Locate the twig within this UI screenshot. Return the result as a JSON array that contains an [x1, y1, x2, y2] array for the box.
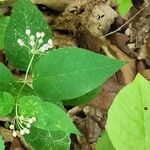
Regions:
[[101, 2, 149, 39]]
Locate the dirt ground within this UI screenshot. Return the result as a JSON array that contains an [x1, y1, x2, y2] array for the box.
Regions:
[[0, 0, 150, 149]]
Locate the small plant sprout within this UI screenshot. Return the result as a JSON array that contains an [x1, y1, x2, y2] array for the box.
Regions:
[[17, 29, 53, 54], [9, 115, 36, 137], [1, 0, 127, 148]]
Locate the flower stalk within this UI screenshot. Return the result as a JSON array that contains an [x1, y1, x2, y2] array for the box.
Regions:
[[10, 29, 53, 137]]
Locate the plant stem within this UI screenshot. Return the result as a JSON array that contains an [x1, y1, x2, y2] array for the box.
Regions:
[[15, 53, 35, 119], [24, 54, 35, 83]]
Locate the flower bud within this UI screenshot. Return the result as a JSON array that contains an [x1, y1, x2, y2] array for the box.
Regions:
[[25, 29, 31, 35], [9, 124, 15, 130], [12, 131, 17, 137]]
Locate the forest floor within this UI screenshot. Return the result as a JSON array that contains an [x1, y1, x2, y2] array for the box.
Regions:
[[0, 0, 150, 149]]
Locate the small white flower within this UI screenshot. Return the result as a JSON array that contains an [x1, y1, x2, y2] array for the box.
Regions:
[[40, 32, 45, 38], [43, 44, 49, 51], [23, 128, 28, 132], [9, 124, 14, 130], [17, 39, 24, 46], [30, 41, 35, 46], [32, 117, 36, 122], [39, 47, 45, 52], [25, 29, 31, 35], [17, 29, 53, 55], [48, 39, 53, 44], [29, 118, 33, 124], [48, 44, 53, 49], [12, 131, 17, 137], [30, 35, 35, 41], [48, 39, 53, 48], [26, 123, 31, 128], [39, 44, 49, 52], [38, 39, 43, 44], [36, 32, 41, 38], [25, 129, 30, 134], [10, 115, 37, 137], [20, 129, 25, 135]]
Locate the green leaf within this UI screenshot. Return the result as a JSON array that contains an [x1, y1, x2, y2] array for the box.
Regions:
[[96, 130, 115, 150], [19, 95, 79, 134], [0, 63, 35, 97], [0, 16, 10, 49], [0, 136, 5, 150], [48, 99, 65, 110], [25, 127, 70, 150], [33, 47, 125, 101], [5, 82, 36, 97], [0, 63, 14, 83], [117, 0, 132, 16], [0, 92, 15, 116], [107, 74, 150, 150], [63, 86, 101, 106], [4, 0, 52, 71]]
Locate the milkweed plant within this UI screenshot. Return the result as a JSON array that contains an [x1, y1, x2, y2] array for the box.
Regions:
[[0, 0, 125, 149]]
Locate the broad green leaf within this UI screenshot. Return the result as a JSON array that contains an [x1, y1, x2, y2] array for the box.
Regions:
[[0, 92, 15, 116], [0, 63, 14, 83], [19, 95, 79, 134], [4, 0, 52, 71], [107, 74, 150, 150], [0, 16, 10, 49], [25, 127, 70, 150], [117, 0, 132, 16], [0, 63, 35, 97], [33, 48, 125, 101], [48, 99, 65, 110], [63, 86, 101, 106], [96, 130, 115, 150], [0, 136, 5, 150], [2, 81, 36, 97]]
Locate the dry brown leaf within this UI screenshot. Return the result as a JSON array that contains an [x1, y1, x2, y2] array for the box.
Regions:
[[141, 69, 150, 80], [108, 44, 136, 84], [108, 33, 137, 58]]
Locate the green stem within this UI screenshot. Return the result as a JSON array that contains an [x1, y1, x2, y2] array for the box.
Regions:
[[15, 53, 35, 119], [24, 54, 35, 83]]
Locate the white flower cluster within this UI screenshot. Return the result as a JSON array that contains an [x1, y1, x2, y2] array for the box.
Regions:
[[17, 29, 53, 53], [10, 115, 36, 137]]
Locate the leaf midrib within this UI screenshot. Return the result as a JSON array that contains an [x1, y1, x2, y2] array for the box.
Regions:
[[33, 65, 111, 80]]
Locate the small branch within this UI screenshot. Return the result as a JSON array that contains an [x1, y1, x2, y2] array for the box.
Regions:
[[101, 3, 149, 39]]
